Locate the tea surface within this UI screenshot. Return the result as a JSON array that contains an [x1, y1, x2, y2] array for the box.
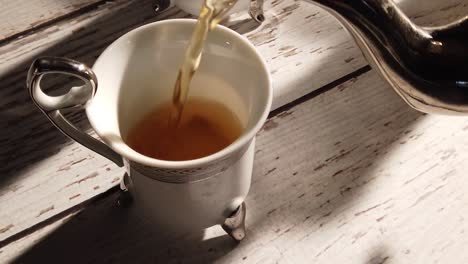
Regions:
[[127, 98, 243, 161]]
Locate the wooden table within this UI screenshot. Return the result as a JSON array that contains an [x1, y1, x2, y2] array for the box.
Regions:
[[2, 0, 468, 263]]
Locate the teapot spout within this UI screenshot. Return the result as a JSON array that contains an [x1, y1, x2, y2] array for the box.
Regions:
[[306, 0, 468, 115]]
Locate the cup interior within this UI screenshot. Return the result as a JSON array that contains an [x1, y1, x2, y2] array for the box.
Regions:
[[87, 19, 272, 168]]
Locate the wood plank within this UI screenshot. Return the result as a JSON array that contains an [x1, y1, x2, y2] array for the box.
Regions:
[[0, 0, 367, 243], [0, 0, 186, 243], [1, 0, 467, 245], [3, 69, 468, 263], [0, 0, 104, 43], [4, 0, 463, 44]]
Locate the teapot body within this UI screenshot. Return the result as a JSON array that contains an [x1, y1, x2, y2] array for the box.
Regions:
[[306, 0, 468, 114]]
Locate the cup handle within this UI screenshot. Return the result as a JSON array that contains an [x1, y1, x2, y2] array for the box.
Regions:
[[27, 57, 124, 167]]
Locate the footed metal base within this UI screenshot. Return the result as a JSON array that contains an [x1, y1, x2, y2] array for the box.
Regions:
[[249, 0, 265, 23], [118, 175, 247, 242], [222, 202, 247, 242], [117, 173, 133, 208]]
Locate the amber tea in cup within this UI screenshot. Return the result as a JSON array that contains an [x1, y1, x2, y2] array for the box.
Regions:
[[126, 97, 244, 161]]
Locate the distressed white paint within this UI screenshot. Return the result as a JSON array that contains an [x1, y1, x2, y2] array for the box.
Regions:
[[1, 0, 468, 261], [0, 0, 367, 241], [0, 0, 102, 41], [3, 70, 468, 263]]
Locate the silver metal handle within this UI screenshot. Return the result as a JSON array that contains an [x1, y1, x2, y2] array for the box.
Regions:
[[27, 57, 124, 167]]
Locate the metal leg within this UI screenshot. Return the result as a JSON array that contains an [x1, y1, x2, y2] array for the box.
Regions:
[[117, 173, 133, 208], [249, 0, 265, 23], [222, 202, 247, 242]]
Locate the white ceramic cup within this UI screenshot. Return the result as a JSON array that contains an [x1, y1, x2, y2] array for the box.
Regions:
[[27, 19, 272, 237]]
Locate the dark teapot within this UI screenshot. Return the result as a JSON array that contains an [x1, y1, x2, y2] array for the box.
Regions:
[[307, 0, 468, 115]]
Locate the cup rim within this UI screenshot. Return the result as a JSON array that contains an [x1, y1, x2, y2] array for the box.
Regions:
[[88, 18, 273, 169]]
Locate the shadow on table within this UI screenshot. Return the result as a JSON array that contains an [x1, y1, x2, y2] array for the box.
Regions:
[[8, 22, 423, 264], [249, 66, 425, 241], [366, 245, 392, 264], [0, 0, 178, 188], [11, 191, 239, 264]]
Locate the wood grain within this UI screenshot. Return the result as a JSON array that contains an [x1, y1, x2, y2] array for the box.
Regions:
[[3, 70, 468, 263], [1, 0, 468, 250], [0, 0, 185, 243], [0, 0, 367, 242], [0, 0, 104, 43]]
